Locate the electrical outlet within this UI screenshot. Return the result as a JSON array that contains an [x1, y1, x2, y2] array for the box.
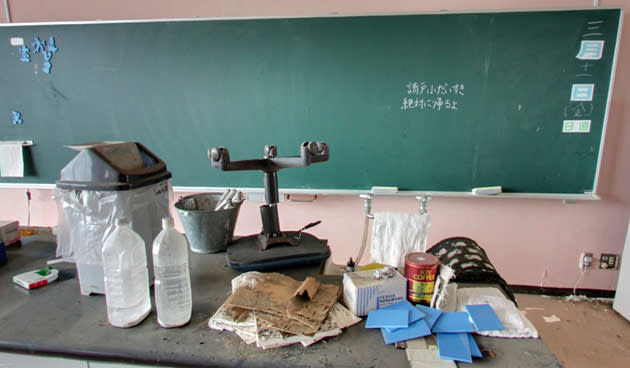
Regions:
[[599, 253, 619, 270], [579, 252, 593, 269]]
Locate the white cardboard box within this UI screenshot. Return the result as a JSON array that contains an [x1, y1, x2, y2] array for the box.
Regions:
[[0, 220, 20, 246], [343, 269, 407, 316]]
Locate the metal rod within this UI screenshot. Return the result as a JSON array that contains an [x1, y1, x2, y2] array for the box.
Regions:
[[416, 196, 431, 215], [361, 193, 374, 219], [355, 193, 374, 265], [3, 0, 10, 23]]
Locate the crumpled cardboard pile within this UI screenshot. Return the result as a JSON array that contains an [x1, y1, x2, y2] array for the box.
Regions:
[[209, 272, 361, 349]]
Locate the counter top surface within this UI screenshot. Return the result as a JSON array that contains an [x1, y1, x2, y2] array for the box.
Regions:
[[0, 235, 561, 367]]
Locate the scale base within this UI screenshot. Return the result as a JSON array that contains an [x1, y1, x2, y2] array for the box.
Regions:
[[226, 232, 330, 272]]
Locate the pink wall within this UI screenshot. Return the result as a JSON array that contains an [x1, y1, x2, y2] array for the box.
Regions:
[[2, 0, 629, 290]]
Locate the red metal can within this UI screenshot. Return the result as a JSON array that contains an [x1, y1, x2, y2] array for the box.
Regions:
[[404, 252, 439, 306]]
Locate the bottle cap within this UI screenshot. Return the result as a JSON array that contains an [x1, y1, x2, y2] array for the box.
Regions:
[[115, 218, 129, 226], [162, 216, 174, 228]]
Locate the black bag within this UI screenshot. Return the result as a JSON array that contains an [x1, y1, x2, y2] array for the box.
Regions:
[[426, 237, 517, 305]]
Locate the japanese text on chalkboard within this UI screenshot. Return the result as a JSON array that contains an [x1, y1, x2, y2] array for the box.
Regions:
[[563, 19, 605, 127], [401, 81, 464, 111], [17, 36, 59, 74], [11, 111, 23, 125]]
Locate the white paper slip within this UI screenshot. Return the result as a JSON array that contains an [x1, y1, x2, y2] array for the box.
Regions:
[[0, 141, 26, 177]]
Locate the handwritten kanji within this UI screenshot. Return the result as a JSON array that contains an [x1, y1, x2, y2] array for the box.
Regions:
[[18, 45, 30, 63], [32, 37, 46, 53]]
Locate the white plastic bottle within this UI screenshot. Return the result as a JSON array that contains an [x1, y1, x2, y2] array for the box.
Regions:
[[101, 218, 151, 328], [152, 217, 192, 328]]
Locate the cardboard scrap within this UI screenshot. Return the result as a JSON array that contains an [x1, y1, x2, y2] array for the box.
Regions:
[[212, 272, 347, 348], [255, 322, 340, 349], [228, 272, 299, 314], [288, 280, 342, 324], [226, 273, 340, 336], [255, 309, 320, 336], [294, 276, 320, 299], [209, 301, 358, 349]]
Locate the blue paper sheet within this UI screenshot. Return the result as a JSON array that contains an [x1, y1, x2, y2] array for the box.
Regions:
[[365, 309, 410, 329], [381, 318, 431, 344], [436, 333, 472, 363], [431, 312, 474, 333], [379, 300, 424, 324], [415, 304, 444, 330], [467, 333, 483, 358], [465, 304, 505, 331]]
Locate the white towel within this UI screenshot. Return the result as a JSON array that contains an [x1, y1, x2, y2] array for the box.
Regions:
[[0, 141, 24, 177], [370, 212, 431, 268]]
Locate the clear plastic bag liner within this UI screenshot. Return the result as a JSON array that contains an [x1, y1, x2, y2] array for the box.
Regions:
[[53, 179, 172, 265]]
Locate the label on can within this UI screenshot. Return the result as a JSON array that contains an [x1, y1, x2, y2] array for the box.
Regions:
[[408, 280, 435, 304]]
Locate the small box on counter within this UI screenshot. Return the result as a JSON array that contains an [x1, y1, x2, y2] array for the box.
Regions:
[[0, 241, 6, 266], [0, 221, 20, 247], [343, 268, 407, 316]]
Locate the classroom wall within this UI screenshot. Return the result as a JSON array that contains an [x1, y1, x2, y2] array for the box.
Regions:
[[2, 0, 630, 291]]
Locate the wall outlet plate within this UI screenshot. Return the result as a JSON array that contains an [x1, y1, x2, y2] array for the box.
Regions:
[[579, 252, 593, 269], [599, 253, 619, 270]]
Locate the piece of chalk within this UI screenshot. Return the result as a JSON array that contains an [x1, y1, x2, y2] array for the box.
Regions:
[[371, 186, 398, 194], [472, 186, 502, 195]]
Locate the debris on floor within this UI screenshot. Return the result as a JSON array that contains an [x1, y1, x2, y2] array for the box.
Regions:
[[515, 293, 629, 368], [565, 294, 589, 303], [543, 314, 561, 323], [209, 272, 361, 349]]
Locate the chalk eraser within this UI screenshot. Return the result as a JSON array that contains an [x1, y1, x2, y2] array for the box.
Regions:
[[371, 186, 398, 194], [472, 186, 502, 195]]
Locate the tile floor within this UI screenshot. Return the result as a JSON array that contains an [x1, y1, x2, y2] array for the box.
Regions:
[[515, 294, 630, 368]]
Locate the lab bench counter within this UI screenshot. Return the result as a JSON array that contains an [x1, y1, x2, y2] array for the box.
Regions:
[[0, 235, 561, 368]]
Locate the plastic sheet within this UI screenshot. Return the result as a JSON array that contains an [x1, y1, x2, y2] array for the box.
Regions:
[[53, 180, 172, 266]]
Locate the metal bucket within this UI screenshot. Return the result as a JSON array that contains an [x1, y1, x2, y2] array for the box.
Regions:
[[174, 193, 242, 253]]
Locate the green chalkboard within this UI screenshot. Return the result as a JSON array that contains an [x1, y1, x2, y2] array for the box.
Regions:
[[0, 9, 621, 193]]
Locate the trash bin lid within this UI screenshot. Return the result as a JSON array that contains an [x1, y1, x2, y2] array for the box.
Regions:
[[56, 142, 172, 191]]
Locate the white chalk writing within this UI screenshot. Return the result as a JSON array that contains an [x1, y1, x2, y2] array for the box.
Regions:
[[401, 81, 464, 111]]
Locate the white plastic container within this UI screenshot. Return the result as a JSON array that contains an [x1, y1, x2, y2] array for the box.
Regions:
[[102, 218, 151, 328], [152, 217, 192, 328]]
